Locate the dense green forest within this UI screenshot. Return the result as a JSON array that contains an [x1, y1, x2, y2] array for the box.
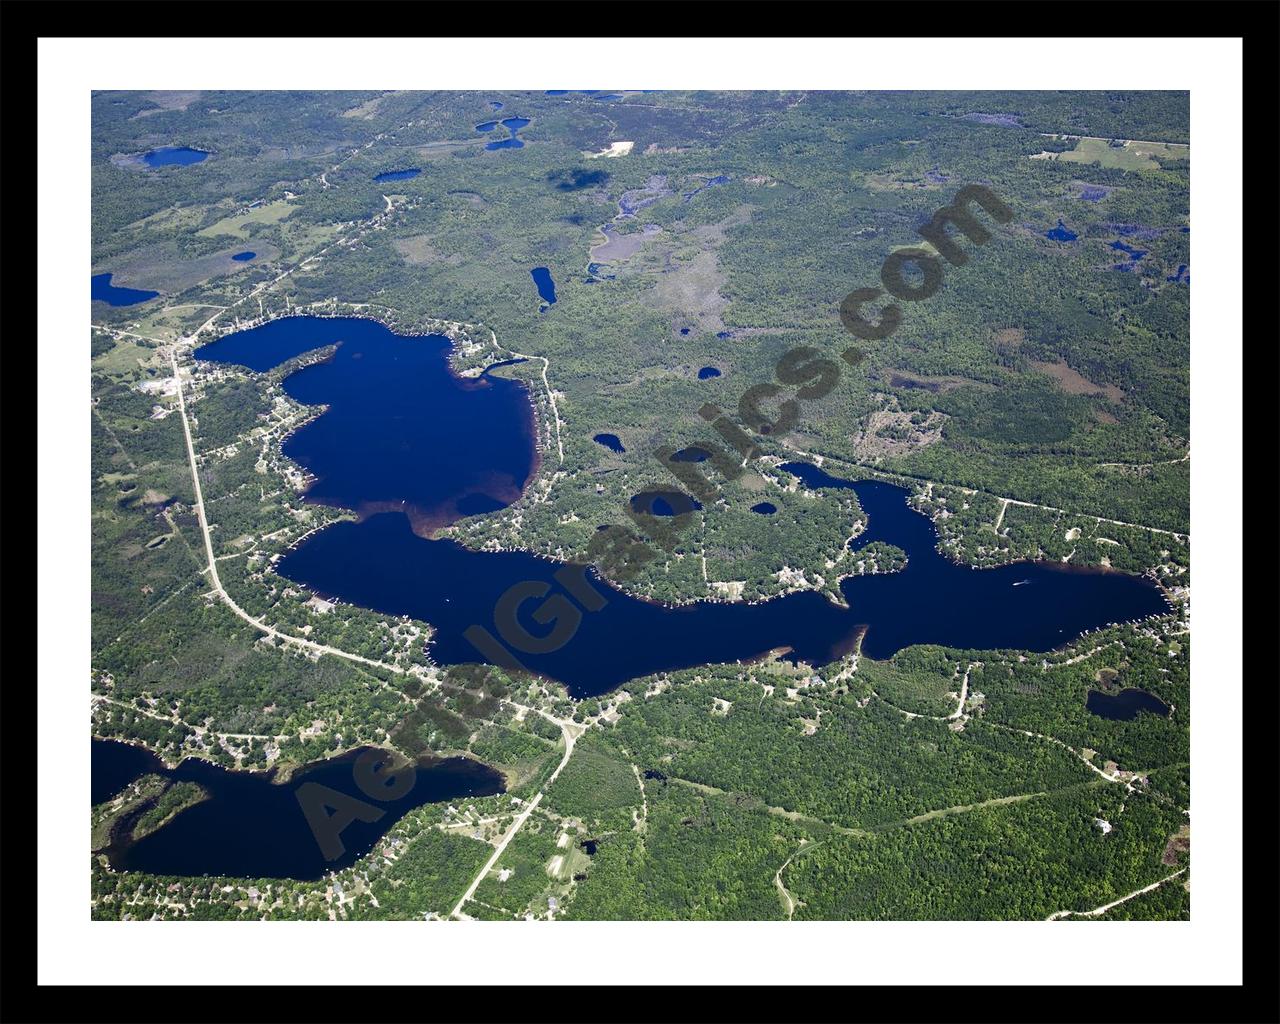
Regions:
[[91, 90, 1190, 920]]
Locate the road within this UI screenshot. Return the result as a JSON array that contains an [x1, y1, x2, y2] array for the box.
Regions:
[[948, 662, 975, 721], [1046, 868, 1187, 920], [774, 839, 822, 920], [169, 345, 410, 676], [785, 445, 1190, 542], [1038, 132, 1189, 149], [449, 717, 583, 920]]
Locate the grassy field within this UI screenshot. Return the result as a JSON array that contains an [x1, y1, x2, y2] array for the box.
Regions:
[[1053, 136, 1189, 171], [197, 199, 297, 239]]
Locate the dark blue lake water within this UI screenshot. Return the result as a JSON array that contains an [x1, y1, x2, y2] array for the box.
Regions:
[[531, 267, 557, 305], [194, 317, 536, 533], [92, 273, 159, 306], [485, 117, 529, 150], [93, 739, 163, 804], [231, 251, 256, 262], [1045, 219, 1078, 242], [142, 146, 209, 168], [374, 168, 421, 182], [1085, 688, 1170, 721], [751, 502, 777, 515], [92, 740, 503, 880], [199, 316, 1170, 699], [490, 101, 504, 110], [698, 366, 722, 379], [594, 433, 625, 453]]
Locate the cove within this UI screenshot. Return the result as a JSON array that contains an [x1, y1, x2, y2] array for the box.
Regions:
[[199, 315, 1170, 700], [92, 739, 503, 880]]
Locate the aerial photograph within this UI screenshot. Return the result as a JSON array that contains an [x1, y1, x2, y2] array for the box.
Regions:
[[89, 89, 1191, 923]]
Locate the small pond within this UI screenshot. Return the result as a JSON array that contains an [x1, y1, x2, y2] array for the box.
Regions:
[[1045, 219, 1078, 242], [373, 168, 421, 182], [1085, 688, 1171, 721], [531, 267, 557, 305], [142, 146, 209, 168]]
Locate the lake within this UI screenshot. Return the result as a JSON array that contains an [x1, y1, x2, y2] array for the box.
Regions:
[[231, 251, 256, 262], [92, 739, 503, 880], [531, 267, 557, 305], [485, 117, 529, 150], [373, 168, 421, 182], [594, 433, 625, 453], [199, 315, 1171, 699], [194, 316, 536, 534], [698, 366, 722, 379], [92, 273, 159, 307], [142, 146, 209, 168], [1085, 688, 1171, 721]]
